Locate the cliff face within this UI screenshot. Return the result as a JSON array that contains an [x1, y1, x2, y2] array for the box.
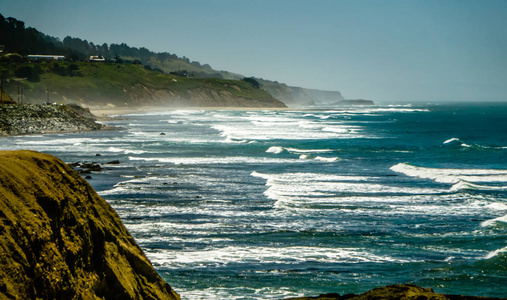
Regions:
[[123, 82, 287, 108], [258, 79, 344, 108], [0, 104, 102, 136], [2, 62, 286, 109], [0, 150, 180, 299]]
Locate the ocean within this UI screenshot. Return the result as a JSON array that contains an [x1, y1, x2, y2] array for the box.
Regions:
[[2, 102, 506, 299]]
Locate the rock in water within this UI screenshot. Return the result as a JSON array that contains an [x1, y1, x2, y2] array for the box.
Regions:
[[0, 150, 180, 299], [285, 284, 505, 300]]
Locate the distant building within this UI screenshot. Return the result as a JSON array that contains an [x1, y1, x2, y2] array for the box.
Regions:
[[27, 55, 65, 61], [89, 55, 105, 62]]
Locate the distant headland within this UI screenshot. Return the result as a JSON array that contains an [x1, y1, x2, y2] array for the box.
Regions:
[[0, 13, 350, 109], [334, 99, 375, 106]]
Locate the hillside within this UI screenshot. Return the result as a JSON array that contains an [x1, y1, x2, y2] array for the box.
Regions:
[[259, 79, 345, 107], [0, 13, 345, 108], [0, 150, 180, 299], [0, 60, 286, 108]]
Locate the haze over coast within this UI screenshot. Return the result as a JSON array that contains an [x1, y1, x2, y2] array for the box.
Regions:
[[2, 0, 507, 103], [1, 1, 507, 299]]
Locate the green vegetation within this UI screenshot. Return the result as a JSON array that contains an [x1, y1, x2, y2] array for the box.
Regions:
[[0, 13, 237, 79], [0, 60, 284, 107], [1, 13, 307, 108], [0, 13, 286, 107]]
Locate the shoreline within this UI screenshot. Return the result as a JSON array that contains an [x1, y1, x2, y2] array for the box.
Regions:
[[89, 105, 295, 119], [0, 104, 102, 137]]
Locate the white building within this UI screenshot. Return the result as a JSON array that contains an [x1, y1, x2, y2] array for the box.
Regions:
[[27, 55, 65, 61]]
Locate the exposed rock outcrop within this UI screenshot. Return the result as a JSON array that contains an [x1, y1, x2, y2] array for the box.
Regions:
[[122, 82, 287, 108], [0, 104, 102, 136], [0, 150, 180, 299], [286, 284, 505, 300]]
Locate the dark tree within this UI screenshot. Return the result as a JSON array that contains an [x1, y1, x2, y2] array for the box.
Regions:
[[14, 65, 39, 82], [242, 77, 260, 88]]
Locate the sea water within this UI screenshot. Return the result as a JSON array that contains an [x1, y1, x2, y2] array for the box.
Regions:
[[1, 103, 506, 299]]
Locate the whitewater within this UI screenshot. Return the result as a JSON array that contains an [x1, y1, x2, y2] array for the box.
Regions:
[[1, 103, 506, 299]]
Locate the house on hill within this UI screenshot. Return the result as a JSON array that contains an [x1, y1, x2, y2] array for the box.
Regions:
[[89, 55, 105, 62], [27, 55, 65, 61]]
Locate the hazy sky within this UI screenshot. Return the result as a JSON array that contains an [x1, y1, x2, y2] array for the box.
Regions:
[[2, 0, 507, 102]]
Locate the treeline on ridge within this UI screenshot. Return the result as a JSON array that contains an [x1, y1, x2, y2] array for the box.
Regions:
[[0, 13, 233, 79]]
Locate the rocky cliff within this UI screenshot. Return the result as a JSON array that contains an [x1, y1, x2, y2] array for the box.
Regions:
[[0, 150, 180, 299], [0, 104, 102, 136], [122, 82, 287, 108], [287, 284, 504, 300], [258, 79, 345, 107]]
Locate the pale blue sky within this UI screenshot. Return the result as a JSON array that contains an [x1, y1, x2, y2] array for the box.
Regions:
[[2, 0, 506, 102]]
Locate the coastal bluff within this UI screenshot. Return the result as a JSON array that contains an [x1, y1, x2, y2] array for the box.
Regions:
[[0, 150, 180, 299]]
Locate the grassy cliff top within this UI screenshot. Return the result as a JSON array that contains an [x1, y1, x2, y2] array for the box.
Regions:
[[1, 61, 286, 107]]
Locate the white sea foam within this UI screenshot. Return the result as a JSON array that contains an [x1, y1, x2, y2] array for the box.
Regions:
[[16, 137, 97, 145], [129, 156, 301, 165], [443, 137, 472, 148], [450, 180, 507, 192], [481, 214, 507, 227], [146, 245, 414, 268], [124, 149, 147, 154], [266, 146, 284, 154], [484, 246, 507, 259], [251, 171, 444, 208], [126, 109, 205, 117], [211, 116, 371, 141], [98, 176, 171, 196], [98, 186, 131, 196], [444, 137, 461, 144], [321, 126, 350, 133], [391, 163, 507, 185], [107, 146, 124, 152], [265, 146, 336, 156], [486, 203, 507, 211], [323, 107, 430, 115], [442, 137, 506, 150], [314, 156, 340, 162], [251, 171, 370, 182], [285, 148, 333, 153]]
